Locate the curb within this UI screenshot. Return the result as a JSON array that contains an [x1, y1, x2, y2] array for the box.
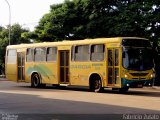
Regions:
[[0, 78, 7, 81], [152, 86, 160, 90]]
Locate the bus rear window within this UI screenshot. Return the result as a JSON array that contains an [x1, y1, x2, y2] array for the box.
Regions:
[[7, 49, 16, 64]]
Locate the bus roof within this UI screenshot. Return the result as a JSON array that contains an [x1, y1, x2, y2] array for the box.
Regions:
[[6, 37, 148, 49]]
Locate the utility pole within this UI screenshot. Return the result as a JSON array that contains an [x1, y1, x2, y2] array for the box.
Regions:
[[4, 0, 11, 45]]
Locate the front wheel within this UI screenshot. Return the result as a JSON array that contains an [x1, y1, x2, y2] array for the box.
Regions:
[[90, 79, 103, 92]]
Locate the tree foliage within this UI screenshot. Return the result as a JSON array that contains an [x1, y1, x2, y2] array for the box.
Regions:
[[0, 24, 31, 74], [34, 0, 160, 43]]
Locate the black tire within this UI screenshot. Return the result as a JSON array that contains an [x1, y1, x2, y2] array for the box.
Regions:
[[118, 87, 129, 93], [31, 74, 41, 88], [40, 84, 46, 88], [112, 88, 119, 91], [52, 84, 66, 89], [90, 79, 103, 92]]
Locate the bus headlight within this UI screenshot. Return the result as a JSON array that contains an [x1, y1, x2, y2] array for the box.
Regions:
[[126, 84, 130, 87], [125, 74, 128, 78], [150, 73, 155, 78]]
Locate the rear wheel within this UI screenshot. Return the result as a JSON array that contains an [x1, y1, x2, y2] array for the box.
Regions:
[[31, 73, 41, 88]]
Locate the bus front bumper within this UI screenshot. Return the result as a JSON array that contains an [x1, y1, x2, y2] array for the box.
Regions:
[[121, 78, 153, 88]]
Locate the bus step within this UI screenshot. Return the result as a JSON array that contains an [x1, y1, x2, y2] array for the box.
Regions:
[[60, 84, 69, 86]]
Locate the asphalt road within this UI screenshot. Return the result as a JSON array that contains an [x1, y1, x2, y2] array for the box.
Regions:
[[0, 80, 160, 120]]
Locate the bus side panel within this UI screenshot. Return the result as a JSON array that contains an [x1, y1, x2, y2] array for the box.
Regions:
[[41, 63, 58, 84], [70, 62, 91, 86], [70, 62, 89, 86], [6, 64, 17, 81], [25, 62, 58, 84], [5, 49, 17, 81], [70, 62, 107, 87], [25, 62, 33, 83]]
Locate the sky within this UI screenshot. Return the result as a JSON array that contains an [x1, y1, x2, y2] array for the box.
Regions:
[[0, 0, 64, 31]]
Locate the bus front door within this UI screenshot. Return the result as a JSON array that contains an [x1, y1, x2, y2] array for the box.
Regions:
[[17, 52, 25, 81], [59, 50, 69, 84], [107, 48, 120, 87]]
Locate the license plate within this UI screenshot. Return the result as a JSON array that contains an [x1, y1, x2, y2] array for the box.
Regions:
[[137, 84, 143, 88]]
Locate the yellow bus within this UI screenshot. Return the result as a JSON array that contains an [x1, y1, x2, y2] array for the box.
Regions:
[[5, 37, 154, 92]]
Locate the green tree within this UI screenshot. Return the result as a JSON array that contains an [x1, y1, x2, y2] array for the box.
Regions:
[[10, 24, 30, 44], [35, 3, 66, 41], [34, 0, 152, 40], [0, 24, 31, 74], [34, 0, 160, 42], [35, 0, 88, 41]]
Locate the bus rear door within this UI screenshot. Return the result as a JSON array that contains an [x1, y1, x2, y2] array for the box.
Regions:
[[17, 52, 25, 81], [59, 50, 70, 85]]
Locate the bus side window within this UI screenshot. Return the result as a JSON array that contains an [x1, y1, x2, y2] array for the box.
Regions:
[[7, 49, 17, 64], [26, 48, 34, 62], [75, 45, 90, 61], [35, 47, 46, 62], [47, 47, 57, 62], [91, 44, 105, 61]]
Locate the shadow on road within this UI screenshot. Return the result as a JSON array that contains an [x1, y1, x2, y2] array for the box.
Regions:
[[1, 80, 160, 97], [15, 84, 160, 98], [0, 80, 160, 120], [0, 91, 159, 120]]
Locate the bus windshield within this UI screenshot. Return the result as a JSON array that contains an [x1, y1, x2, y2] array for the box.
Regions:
[[122, 47, 153, 71]]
